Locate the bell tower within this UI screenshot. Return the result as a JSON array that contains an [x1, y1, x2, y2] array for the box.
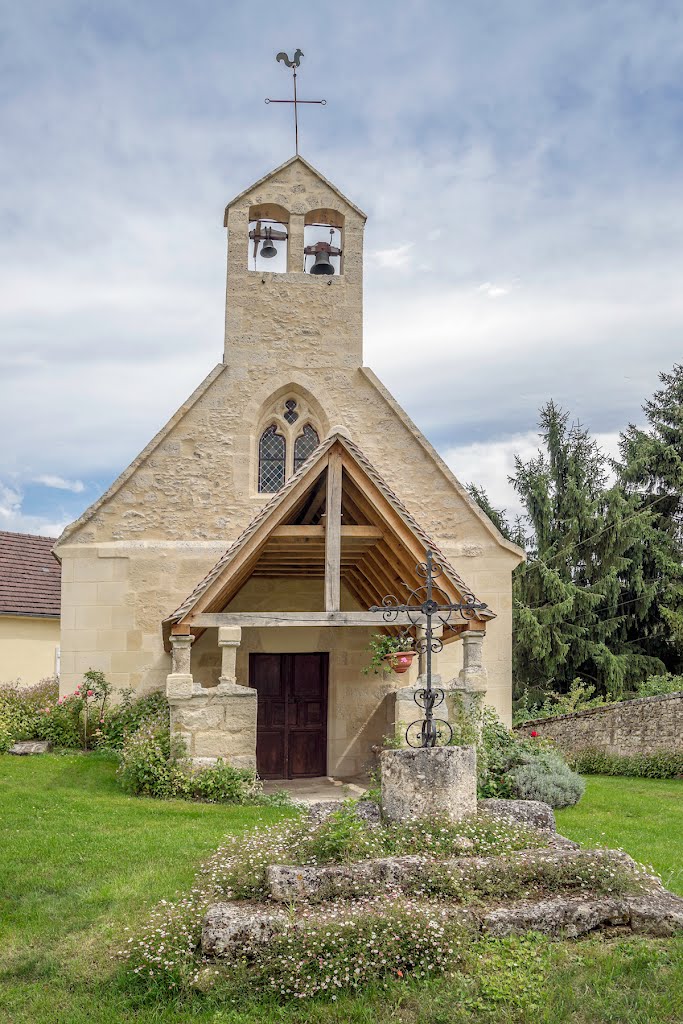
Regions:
[[222, 155, 367, 371]]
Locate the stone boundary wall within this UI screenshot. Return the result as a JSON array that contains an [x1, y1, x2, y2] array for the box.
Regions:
[[515, 692, 683, 757]]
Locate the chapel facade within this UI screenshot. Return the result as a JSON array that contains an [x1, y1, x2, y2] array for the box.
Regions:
[[54, 156, 523, 779]]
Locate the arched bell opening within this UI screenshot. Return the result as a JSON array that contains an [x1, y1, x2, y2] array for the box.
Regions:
[[304, 208, 344, 276], [248, 203, 289, 273]]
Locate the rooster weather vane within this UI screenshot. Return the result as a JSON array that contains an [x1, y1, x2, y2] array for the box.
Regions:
[[266, 50, 326, 154]]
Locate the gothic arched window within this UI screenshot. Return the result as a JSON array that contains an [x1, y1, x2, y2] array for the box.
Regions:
[[294, 424, 320, 472], [256, 396, 323, 493], [258, 425, 286, 493]]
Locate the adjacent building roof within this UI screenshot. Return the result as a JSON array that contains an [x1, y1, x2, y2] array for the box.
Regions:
[[0, 531, 61, 618]]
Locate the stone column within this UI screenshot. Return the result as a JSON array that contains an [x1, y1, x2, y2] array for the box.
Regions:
[[454, 629, 487, 734], [167, 627, 257, 770], [458, 630, 488, 695], [287, 213, 305, 273], [166, 633, 194, 699], [218, 626, 242, 685]]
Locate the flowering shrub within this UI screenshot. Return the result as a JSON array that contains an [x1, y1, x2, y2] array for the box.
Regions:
[[0, 677, 59, 752], [0, 672, 168, 753]]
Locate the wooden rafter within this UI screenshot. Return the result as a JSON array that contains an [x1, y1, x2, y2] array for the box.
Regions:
[[164, 434, 492, 650]]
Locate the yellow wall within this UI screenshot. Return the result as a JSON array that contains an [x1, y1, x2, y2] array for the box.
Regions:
[[0, 615, 60, 686]]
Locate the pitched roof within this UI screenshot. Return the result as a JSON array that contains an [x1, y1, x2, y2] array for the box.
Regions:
[[166, 431, 494, 627], [0, 531, 61, 618], [224, 154, 368, 223]]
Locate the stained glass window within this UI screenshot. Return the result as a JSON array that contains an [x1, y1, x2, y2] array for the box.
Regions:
[[294, 425, 320, 473], [258, 425, 286, 492]]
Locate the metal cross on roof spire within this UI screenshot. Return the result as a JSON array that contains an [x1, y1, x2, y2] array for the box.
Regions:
[[265, 50, 326, 155]]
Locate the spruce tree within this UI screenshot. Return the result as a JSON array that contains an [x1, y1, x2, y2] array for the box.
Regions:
[[619, 364, 683, 664], [470, 402, 664, 697]]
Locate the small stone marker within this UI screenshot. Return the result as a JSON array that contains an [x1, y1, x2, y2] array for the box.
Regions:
[[9, 740, 52, 756], [380, 745, 477, 823]]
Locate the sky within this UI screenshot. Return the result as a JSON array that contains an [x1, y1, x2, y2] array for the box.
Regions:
[[1, 0, 682, 536]]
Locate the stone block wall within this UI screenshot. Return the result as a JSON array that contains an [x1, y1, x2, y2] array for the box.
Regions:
[[516, 692, 683, 757], [168, 681, 257, 770]]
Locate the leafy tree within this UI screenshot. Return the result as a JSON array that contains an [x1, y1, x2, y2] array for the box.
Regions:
[[619, 364, 683, 664]]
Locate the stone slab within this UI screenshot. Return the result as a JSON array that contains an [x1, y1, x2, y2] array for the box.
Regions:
[[201, 903, 288, 956], [9, 740, 52, 755], [478, 798, 556, 833], [307, 800, 381, 827], [201, 886, 683, 960], [265, 845, 640, 904]]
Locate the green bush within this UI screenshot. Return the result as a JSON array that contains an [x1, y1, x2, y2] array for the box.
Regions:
[[116, 714, 188, 797], [97, 689, 168, 750], [184, 760, 262, 803], [513, 678, 607, 725], [508, 750, 586, 807], [478, 706, 584, 807], [635, 673, 683, 698], [116, 715, 263, 803], [570, 747, 683, 779]]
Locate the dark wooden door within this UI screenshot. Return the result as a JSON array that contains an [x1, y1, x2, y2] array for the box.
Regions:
[[250, 653, 328, 779]]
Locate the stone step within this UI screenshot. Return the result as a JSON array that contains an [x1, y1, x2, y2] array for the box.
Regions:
[[202, 886, 683, 958], [266, 846, 643, 903]]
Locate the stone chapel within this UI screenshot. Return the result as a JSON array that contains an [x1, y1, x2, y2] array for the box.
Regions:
[[53, 155, 524, 779]]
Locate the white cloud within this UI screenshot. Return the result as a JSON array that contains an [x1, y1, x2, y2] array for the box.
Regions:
[[444, 430, 623, 521], [477, 281, 511, 298], [368, 243, 415, 269], [33, 475, 85, 494]]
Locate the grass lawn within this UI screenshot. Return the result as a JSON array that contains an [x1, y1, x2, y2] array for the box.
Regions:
[[0, 755, 681, 1023], [556, 775, 683, 896]]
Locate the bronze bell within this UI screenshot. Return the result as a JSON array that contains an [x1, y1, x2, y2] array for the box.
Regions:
[[260, 228, 277, 259], [309, 249, 334, 275]]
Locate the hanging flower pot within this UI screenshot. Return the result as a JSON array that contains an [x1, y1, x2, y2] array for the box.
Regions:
[[383, 650, 418, 675], [363, 633, 416, 675]]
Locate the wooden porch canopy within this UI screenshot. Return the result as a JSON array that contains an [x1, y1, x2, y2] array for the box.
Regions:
[[163, 432, 494, 650]]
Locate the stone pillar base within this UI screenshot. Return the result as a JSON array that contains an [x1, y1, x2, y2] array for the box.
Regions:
[[380, 745, 477, 823], [168, 683, 258, 771]]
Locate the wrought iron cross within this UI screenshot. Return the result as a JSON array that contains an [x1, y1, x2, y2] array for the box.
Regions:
[[370, 550, 488, 748], [265, 50, 326, 155]]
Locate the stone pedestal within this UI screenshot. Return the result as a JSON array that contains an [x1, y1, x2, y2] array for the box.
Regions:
[[380, 745, 477, 823], [166, 627, 257, 770]]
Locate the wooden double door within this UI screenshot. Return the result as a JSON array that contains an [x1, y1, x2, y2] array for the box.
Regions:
[[250, 652, 328, 779]]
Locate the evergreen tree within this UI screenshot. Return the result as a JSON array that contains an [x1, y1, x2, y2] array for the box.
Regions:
[[470, 402, 664, 697], [619, 364, 683, 663]]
